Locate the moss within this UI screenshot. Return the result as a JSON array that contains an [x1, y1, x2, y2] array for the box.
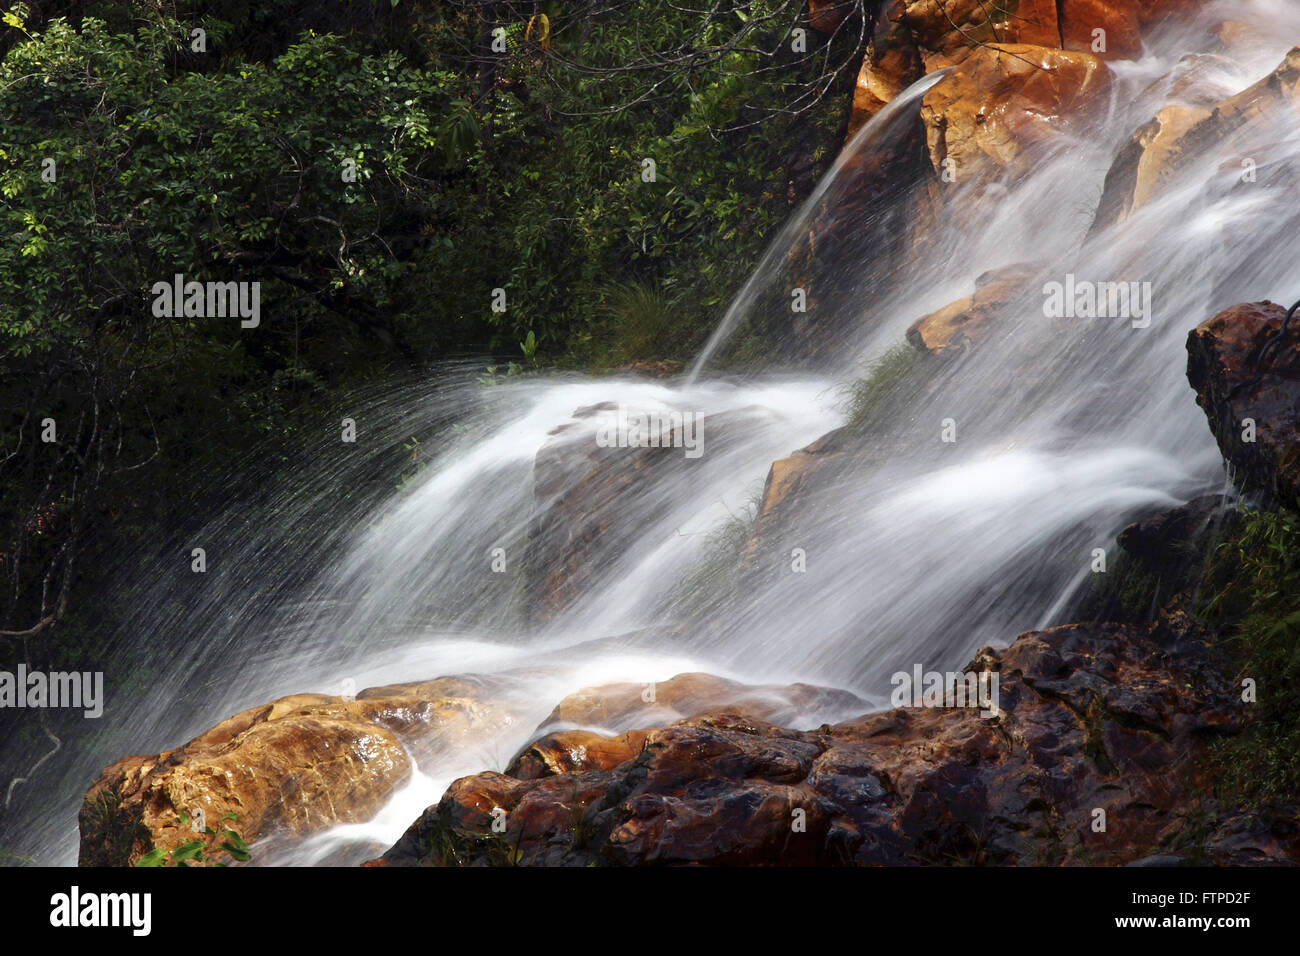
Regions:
[[675, 487, 764, 620], [842, 342, 922, 430], [1199, 508, 1300, 807]]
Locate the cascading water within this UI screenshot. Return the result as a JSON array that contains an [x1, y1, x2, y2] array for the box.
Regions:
[[6, 0, 1300, 867]]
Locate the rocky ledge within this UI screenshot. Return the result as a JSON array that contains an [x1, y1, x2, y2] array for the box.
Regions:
[[369, 617, 1290, 867]]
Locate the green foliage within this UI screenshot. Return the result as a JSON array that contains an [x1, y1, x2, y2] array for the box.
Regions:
[[676, 487, 764, 619], [0, 1, 852, 680], [1202, 508, 1300, 806], [843, 342, 921, 428], [586, 280, 682, 368], [135, 811, 251, 867]]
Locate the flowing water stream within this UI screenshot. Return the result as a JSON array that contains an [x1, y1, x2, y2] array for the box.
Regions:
[[7, 0, 1300, 867]]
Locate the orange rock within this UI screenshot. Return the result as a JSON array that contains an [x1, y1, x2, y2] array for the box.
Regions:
[[507, 728, 650, 779], [920, 43, 1111, 191], [539, 671, 863, 732], [906, 264, 1040, 356], [846, 0, 1206, 136], [79, 677, 519, 865]]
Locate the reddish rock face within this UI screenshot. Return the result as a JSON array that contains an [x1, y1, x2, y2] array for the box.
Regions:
[[906, 263, 1042, 356], [79, 678, 518, 866], [373, 621, 1270, 867], [1188, 301, 1300, 509], [847, 0, 1207, 136], [920, 44, 1111, 195], [808, 0, 852, 34]]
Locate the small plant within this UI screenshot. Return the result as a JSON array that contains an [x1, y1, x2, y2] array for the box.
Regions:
[[396, 435, 428, 490], [590, 280, 680, 366], [135, 811, 251, 867], [842, 342, 919, 428], [1202, 507, 1300, 806]]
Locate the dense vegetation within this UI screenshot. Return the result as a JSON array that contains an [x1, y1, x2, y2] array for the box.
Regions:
[[0, 0, 857, 831]]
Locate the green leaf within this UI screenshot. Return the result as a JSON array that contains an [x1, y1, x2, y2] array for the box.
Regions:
[[134, 848, 167, 867]]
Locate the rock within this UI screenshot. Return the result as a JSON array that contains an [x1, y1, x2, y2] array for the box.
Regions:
[[1117, 494, 1230, 567], [1211, 19, 1273, 58], [373, 621, 1251, 867], [920, 44, 1111, 195], [846, 0, 1205, 135], [1092, 47, 1300, 231], [1159, 53, 1246, 107], [847, 2, 925, 138], [79, 677, 518, 866], [1187, 301, 1300, 508], [536, 671, 865, 733], [808, 0, 851, 34], [1124, 854, 1185, 866], [740, 429, 849, 572], [906, 263, 1041, 356], [1202, 808, 1300, 865], [526, 406, 770, 623], [506, 729, 650, 780]]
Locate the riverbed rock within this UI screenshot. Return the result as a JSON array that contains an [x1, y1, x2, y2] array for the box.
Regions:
[[78, 676, 518, 866], [1187, 300, 1300, 509], [906, 263, 1041, 355], [373, 620, 1258, 866], [1092, 46, 1300, 231], [536, 671, 865, 733], [526, 405, 775, 623]]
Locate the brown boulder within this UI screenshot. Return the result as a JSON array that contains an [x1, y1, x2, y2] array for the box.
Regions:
[[79, 677, 518, 866], [906, 263, 1041, 355], [1187, 301, 1300, 509], [920, 44, 1111, 193], [374, 621, 1260, 867]]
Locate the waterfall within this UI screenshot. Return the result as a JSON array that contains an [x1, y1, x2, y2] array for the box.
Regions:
[[6, 0, 1300, 867]]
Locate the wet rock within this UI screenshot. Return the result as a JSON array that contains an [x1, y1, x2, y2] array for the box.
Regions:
[[1093, 47, 1300, 231], [537, 671, 865, 733], [920, 44, 1111, 195], [846, 0, 1204, 135], [906, 263, 1041, 356], [1117, 494, 1231, 567], [527, 406, 769, 623], [507, 729, 650, 780], [79, 677, 518, 866], [1187, 301, 1300, 508], [374, 621, 1252, 867]]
